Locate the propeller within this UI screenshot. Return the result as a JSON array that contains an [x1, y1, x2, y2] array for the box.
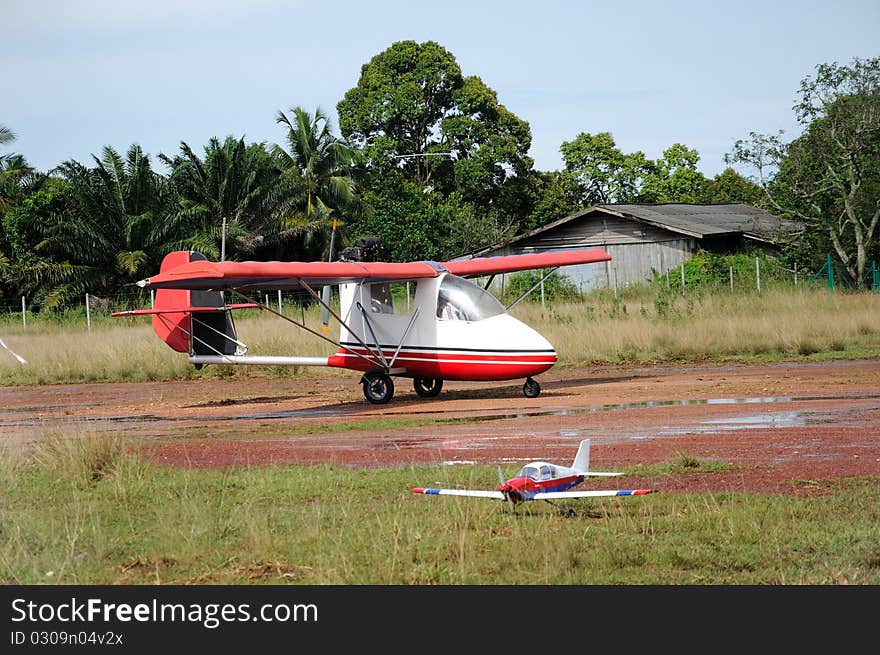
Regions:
[[321, 219, 338, 335], [498, 466, 515, 513]]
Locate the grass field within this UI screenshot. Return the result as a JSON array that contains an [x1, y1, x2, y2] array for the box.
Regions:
[[2, 285, 879, 585], [1, 433, 878, 584], [2, 286, 879, 385]]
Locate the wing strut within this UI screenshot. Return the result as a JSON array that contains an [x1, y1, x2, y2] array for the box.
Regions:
[[226, 286, 383, 370], [387, 306, 421, 370], [356, 302, 389, 369], [229, 279, 381, 366], [505, 267, 560, 311]]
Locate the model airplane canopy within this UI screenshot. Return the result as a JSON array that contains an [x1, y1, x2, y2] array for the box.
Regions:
[[135, 248, 612, 291]]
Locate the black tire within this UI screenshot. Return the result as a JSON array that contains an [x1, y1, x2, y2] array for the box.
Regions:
[[413, 377, 443, 398], [362, 371, 395, 404], [523, 377, 541, 398]]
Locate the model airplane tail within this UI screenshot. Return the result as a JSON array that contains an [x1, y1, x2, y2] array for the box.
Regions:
[[572, 439, 622, 477]]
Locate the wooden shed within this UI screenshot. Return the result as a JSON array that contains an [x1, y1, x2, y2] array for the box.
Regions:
[[463, 203, 798, 292]]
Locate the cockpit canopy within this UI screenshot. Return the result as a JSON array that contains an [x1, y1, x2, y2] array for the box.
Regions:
[[515, 463, 558, 481], [436, 274, 506, 322]]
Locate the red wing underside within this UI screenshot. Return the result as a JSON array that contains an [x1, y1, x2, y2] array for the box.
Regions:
[[137, 249, 612, 290]]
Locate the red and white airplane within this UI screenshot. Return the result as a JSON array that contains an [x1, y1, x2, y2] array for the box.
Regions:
[[114, 245, 611, 404], [412, 439, 653, 512]]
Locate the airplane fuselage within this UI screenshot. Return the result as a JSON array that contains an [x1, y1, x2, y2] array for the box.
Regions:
[[330, 273, 557, 381]]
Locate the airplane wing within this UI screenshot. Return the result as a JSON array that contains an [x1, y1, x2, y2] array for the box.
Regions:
[[411, 487, 505, 500], [443, 248, 611, 277], [135, 248, 611, 291], [533, 489, 653, 500], [137, 260, 446, 290]]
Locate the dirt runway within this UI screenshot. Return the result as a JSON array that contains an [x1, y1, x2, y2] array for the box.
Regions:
[[1, 359, 878, 496]]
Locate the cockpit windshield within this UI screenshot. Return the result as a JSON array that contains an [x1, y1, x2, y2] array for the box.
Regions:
[[515, 465, 555, 481], [436, 274, 506, 322], [516, 466, 540, 481]]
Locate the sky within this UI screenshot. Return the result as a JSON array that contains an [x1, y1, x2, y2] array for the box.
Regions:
[[4, 0, 879, 179]]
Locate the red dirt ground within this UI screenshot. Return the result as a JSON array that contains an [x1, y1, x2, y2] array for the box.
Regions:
[[2, 359, 879, 497]]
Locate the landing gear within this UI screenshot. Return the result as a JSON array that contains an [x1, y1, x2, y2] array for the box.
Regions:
[[523, 377, 541, 398], [413, 377, 443, 398], [362, 370, 395, 404]]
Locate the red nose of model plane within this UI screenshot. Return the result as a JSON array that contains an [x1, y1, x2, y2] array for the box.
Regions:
[[498, 477, 531, 502]]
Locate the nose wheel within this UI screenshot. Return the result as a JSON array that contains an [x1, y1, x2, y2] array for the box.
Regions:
[[362, 370, 395, 404], [523, 377, 541, 398]]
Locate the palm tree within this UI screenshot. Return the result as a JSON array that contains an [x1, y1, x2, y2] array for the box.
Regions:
[[0, 124, 43, 212], [17, 144, 174, 306], [272, 106, 364, 259], [161, 136, 277, 261]]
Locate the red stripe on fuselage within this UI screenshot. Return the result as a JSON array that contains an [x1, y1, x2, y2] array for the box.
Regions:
[[504, 475, 582, 501], [327, 346, 557, 381]]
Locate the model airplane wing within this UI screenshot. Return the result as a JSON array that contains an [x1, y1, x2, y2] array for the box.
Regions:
[[411, 487, 506, 500], [533, 489, 654, 500], [135, 248, 612, 291]]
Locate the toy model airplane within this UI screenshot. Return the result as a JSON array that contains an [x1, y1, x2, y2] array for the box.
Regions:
[[113, 244, 611, 404], [412, 439, 653, 511]]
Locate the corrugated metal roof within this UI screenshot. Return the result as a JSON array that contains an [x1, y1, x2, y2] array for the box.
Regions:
[[601, 203, 798, 239], [463, 203, 798, 257]]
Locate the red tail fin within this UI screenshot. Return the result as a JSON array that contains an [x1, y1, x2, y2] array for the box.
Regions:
[[152, 251, 194, 352]]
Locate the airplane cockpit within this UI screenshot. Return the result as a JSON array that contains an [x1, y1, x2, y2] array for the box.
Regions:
[[436, 274, 506, 322], [515, 463, 558, 481]]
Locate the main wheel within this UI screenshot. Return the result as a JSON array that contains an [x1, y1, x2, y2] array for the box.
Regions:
[[523, 377, 541, 398], [362, 371, 395, 404], [413, 377, 443, 398]]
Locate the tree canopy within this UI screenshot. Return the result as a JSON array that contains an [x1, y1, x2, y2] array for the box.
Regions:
[[0, 40, 826, 307], [727, 56, 880, 287]]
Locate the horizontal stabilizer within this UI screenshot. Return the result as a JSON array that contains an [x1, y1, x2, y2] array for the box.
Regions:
[[112, 303, 260, 317]]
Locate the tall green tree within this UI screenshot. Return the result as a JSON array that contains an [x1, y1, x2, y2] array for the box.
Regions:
[[727, 57, 880, 287], [337, 40, 535, 257], [639, 143, 709, 202], [271, 106, 363, 259], [559, 132, 653, 205], [161, 136, 277, 261], [0, 125, 43, 214]]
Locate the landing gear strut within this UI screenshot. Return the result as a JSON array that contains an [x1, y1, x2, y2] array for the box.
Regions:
[[523, 377, 541, 398], [362, 370, 395, 404]]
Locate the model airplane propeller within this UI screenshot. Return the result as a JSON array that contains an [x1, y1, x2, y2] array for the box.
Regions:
[[412, 439, 653, 512], [114, 245, 611, 404]]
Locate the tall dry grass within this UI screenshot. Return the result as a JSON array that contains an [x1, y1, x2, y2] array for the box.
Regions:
[[1, 287, 878, 384], [511, 286, 880, 364]]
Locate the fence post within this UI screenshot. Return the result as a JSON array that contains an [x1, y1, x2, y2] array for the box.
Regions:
[[277, 289, 282, 313], [755, 257, 761, 294], [794, 263, 798, 287], [86, 294, 91, 333], [680, 263, 685, 297], [827, 253, 835, 292], [729, 266, 733, 291], [21, 296, 26, 329], [540, 278, 546, 307]]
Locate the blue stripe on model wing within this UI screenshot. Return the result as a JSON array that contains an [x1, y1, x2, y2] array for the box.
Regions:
[[425, 489, 440, 495]]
